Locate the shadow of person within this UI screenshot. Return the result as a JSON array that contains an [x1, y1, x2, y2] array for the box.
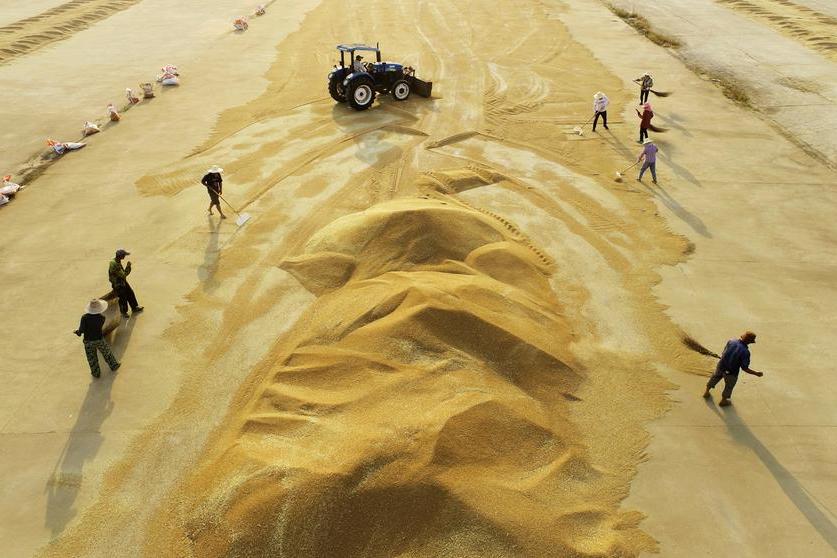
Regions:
[[655, 112, 692, 138], [655, 140, 703, 188], [640, 181, 712, 238], [44, 376, 114, 536], [43, 322, 135, 536], [707, 401, 837, 553], [197, 215, 221, 292], [110, 311, 137, 361], [602, 129, 641, 162]]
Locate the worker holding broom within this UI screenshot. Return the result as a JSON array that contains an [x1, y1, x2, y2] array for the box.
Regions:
[[636, 102, 654, 143], [201, 165, 226, 219], [592, 91, 609, 132], [703, 331, 765, 406], [633, 72, 653, 104]]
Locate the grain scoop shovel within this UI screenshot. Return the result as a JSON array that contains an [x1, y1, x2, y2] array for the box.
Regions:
[[217, 193, 252, 226]]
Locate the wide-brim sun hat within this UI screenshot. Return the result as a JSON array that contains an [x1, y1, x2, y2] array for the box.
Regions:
[[593, 91, 604, 99], [85, 298, 108, 314], [207, 165, 224, 174], [643, 138, 654, 144]]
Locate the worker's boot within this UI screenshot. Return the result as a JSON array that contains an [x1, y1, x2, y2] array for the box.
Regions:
[[702, 388, 711, 398], [719, 398, 732, 407]]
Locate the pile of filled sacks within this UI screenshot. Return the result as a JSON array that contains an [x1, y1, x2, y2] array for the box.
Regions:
[[0, 175, 23, 208]]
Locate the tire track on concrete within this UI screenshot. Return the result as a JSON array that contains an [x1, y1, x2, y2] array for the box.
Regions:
[[0, 0, 143, 65]]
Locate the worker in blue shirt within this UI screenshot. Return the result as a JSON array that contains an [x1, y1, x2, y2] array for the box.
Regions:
[[703, 331, 765, 406]]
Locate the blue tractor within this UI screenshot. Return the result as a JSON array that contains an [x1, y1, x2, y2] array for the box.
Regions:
[[328, 43, 433, 111]]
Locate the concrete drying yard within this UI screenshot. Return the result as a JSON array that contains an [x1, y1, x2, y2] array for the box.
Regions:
[[0, 0, 834, 556]]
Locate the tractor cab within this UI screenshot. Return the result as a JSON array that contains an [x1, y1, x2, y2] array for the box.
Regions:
[[328, 43, 432, 111], [337, 43, 381, 69]]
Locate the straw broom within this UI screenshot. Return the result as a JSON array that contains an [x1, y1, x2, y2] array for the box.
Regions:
[[682, 335, 721, 359]]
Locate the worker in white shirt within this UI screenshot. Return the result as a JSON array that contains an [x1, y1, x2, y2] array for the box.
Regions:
[[592, 91, 609, 132], [353, 54, 366, 73]]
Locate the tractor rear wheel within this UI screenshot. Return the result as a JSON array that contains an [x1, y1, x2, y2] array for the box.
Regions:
[[348, 77, 376, 110], [392, 79, 411, 101], [328, 76, 346, 102]]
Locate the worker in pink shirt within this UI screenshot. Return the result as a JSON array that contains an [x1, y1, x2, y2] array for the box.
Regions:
[[637, 138, 658, 184], [636, 102, 654, 143]]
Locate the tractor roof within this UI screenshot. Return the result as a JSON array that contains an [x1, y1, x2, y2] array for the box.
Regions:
[[336, 43, 380, 53]]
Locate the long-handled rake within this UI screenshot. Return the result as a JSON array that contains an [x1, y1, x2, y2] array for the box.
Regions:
[[217, 193, 252, 226], [614, 160, 640, 182], [650, 89, 672, 97], [573, 114, 595, 136]]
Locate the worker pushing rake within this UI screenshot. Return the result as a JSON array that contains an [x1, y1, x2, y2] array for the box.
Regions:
[[201, 166, 251, 226], [614, 138, 659, 183], [575, 91, 612, 136]]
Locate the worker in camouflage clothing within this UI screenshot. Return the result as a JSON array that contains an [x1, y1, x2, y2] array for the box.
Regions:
[[73, 298, 120, 378], [109, 249, 144, 318]]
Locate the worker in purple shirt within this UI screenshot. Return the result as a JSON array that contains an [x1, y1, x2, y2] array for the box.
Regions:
[[703, 331, 765, 406], [636, 138, 658, 184]]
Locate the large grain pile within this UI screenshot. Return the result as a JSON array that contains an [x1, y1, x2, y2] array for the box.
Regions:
[[145, 198, 656, 557], [30, 0, 700, 556]]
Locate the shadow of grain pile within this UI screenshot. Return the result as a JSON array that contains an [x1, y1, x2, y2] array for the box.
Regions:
[[143, 197, 656, 558]]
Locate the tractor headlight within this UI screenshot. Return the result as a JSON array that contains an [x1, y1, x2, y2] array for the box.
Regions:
[[328, 71, 334, 80]]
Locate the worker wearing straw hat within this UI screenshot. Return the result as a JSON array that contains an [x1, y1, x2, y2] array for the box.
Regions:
[[73, 299, 121, 378], [636, 138, 659, 184], [201, 165, 226, 219], [592, 91, 609, 132], [633, 71, 653, 104]]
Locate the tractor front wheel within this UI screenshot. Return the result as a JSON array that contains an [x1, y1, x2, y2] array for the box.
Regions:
[[392, 79, 411, 101], [348, 77, 376, 110], [328, 76, 346, 102]]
